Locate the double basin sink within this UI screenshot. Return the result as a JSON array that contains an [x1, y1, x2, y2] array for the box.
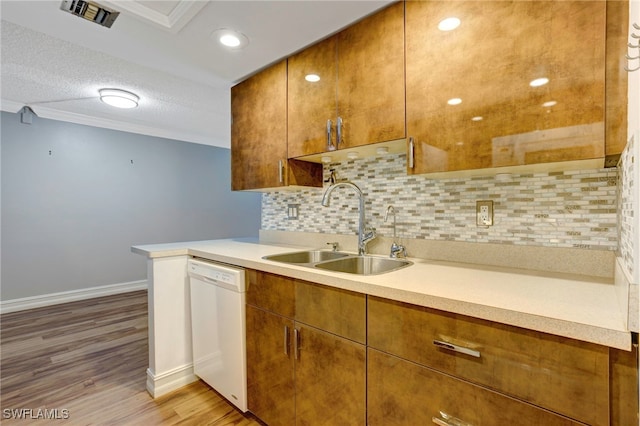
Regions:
[[263, 250, 412, 275]]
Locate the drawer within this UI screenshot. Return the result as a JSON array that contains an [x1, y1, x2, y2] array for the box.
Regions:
[[246, 270, 295, 318], [295, 280, 366, 344], [368, 348, 582, 426], [368, 297, 609, 425]]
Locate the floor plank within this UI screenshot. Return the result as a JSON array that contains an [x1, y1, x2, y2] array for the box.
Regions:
[[0, 291, 263, 425]]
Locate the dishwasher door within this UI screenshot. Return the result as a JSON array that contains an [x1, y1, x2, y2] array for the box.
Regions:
[[188, 259, 247, 412]]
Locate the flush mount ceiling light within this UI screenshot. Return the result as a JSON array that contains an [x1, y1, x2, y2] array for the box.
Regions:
[[529, 77, 549, 87], [447, 98, 462, 105], [99, 89, 139, 109], [438, 17, 461, 31], [305, 74, 320, 82], [212, 28, 249, 49]]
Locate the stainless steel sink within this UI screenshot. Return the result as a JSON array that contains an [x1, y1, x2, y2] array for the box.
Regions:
[[263, 250, 350, 264], [314, 256, 412, 275], [263, 250, 412, 275]]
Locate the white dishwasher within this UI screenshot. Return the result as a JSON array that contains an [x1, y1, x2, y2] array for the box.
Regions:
[[188, 258, 247, 412]]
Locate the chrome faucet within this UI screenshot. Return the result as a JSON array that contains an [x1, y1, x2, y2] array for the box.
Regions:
[[384, 205, 406, 258], [321, 181, 376, 256]]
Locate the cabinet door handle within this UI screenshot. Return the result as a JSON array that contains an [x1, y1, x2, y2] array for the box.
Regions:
[[433, 339, 481, 358], [284, 325, 290, 356], [326, 119, 334, 151], [293, 328, 300, 360], [432, 418, 450, 426], [278, 159, 284, 184], [336, 116, 343, 148], [409, 137, 415, 169]]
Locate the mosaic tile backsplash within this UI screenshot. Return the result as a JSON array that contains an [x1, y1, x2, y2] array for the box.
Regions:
[[262, 154, 618, 251], [618, 133, 637, 281]]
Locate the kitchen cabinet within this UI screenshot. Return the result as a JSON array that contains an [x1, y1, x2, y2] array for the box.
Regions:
[[287, 1, 405, 158], [368, 296, 630, 426], [231, 61, 322, 191], [245, 270, 366, 425], [368, 349, 582, 426], [405, 1, 608, 175]]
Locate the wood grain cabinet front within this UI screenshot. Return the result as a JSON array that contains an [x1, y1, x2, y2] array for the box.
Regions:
[[287, 1, 405, 158], [368, 348, 582, 426], [368, 296, 610, 425], [245, 271, 366, 425], [405, 1, 608, 175], [231, 60, 322, 191]]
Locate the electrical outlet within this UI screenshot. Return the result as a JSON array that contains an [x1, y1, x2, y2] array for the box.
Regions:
[[287, 204, 299, 220], [476, 200, 493, 226]]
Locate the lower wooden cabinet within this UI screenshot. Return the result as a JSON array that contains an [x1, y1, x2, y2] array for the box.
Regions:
[[246, 271, 638, 425], [368, 348, 581, 426], [246, 271, 366, 425], [246, 305, 295, 426], [368, 296, 610, 425], [294, 324, 365, 425]]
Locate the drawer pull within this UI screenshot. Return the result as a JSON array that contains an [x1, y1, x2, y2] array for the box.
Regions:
[[433, 411, 473, 426], [433, 339, 480, 358], [409, 137, 415, 169], [283, 325, 290, 356], [326, 119, 334, 151], [294, 328, 300, 360]]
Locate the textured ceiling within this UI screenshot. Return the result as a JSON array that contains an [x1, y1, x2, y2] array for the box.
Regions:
[[0, 0, 392, 148]]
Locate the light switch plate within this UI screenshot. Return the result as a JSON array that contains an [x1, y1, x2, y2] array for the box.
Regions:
[[476, 200, 493, 226]]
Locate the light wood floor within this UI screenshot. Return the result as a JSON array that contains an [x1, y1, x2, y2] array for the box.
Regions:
[[0, 291, 263, 425]]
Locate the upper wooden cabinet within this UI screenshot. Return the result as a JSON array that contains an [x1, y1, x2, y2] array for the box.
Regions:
[[287, 2, 406, 158], [231, 61, 322, 191], [406, 1, 608, 175]]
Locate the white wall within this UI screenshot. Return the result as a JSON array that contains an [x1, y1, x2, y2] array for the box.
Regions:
[[0, 111, 262, 300]]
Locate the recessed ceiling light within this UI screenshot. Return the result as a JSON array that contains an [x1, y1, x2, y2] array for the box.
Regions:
[[438, 17, 461, 31], [471, 116, 483, 121], [99, 88, 139, 109], [542, 100, 557, 107], [211, 28, 249, 49], [447, 98, 462, 105], [305, 74, 320, 82], [529, 77, 549, 87]]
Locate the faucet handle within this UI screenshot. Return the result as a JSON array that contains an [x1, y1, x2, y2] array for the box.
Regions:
[[327, 242, 339, 251]]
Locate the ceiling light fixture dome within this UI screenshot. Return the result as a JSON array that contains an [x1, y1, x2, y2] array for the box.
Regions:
[[99, 89, 139, 109], [212, 28, 249, 49]]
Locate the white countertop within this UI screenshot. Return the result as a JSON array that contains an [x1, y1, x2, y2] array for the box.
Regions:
[[132, 238, 631, 350]]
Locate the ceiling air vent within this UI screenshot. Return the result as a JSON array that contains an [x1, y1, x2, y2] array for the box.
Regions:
[[60, 1, 120, 28]]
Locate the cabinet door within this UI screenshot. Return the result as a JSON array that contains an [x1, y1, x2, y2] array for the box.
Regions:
[[246, 270, 295, 318], [368, 349, 582, 426], [294, 324, 366, 426], [246, 305, 295, 426], [337, 1, 405, 149], [406, 1, 606, 175], [231, 60, 288, 190], [295, 280, 366, 344], [288, 36, 338, 158], [368, 296, 609, 425]]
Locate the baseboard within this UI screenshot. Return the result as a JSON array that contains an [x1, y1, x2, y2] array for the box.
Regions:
[[146, 365, 198, 398], [0, 280, 148, 314]]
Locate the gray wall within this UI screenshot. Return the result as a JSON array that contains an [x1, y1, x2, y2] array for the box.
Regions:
[[1, 111, 262, 300]]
